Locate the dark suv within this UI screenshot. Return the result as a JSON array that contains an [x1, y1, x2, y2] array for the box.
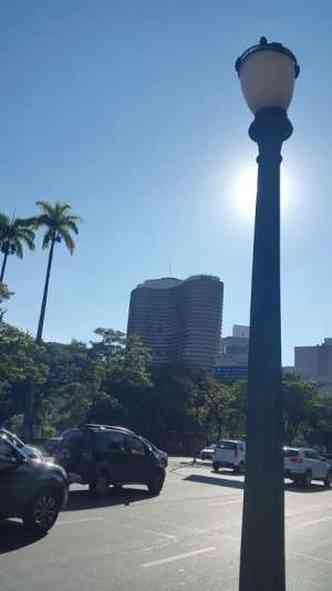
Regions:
[[55, 424, 166, 496], [0, 431, 68, 533]]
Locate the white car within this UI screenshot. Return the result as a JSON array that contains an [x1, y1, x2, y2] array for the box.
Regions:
[[200, 444, 216, 461], [213, 440, 246, 473], [284, 447, 332, 488]]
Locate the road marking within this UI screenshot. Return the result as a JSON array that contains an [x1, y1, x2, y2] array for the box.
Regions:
[[56, 517, 104, 526], [291, 551, 332, 567], [208, 499, 242, 507], [143, 528, 178, 541], [141, 546, 216, 568], [293, 516, 332, 529]]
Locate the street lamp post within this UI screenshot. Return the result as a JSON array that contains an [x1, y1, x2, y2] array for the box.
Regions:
[[235, 38, 300, 591]]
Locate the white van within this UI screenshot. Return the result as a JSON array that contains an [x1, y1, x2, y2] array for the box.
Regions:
[[212, 440, 246, 473]]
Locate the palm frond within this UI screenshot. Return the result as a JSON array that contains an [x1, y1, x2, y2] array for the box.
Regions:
[[17, 216, 40, 229], [59, 228, 76, 254], [14, 240, 23, 259], [36, 201, 80, 254], [0, 213, 10, 227], [36, 201, 56, 217], [64, 220, 80, 235], [19, 228, 36, 250], [42, 229, 55, 250]]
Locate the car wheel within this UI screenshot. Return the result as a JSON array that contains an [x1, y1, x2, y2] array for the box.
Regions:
[[324, 471, 332, 489], [23, 489, 61, 533], [89, 475, 109, 497], [212, 462, 220, 472], [303, 470, 312, 489], [148, 471, 164, 496], [237, 461, 245, 474]]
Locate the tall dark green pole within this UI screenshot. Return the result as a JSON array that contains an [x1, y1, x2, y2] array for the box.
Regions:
[[239, 107, 292, 591]]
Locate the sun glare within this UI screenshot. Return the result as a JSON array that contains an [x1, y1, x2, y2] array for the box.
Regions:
[[232, 163, 292, 220]]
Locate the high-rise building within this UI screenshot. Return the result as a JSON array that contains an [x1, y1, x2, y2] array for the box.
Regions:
[[295, 339, 332, 393], [216, 325, 250, 367], [127, 275, 223, 372]]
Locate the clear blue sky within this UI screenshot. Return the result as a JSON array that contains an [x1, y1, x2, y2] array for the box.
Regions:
[[1, 2, 331, 365]]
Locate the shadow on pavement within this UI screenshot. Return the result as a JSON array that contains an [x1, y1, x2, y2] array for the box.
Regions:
[[0, 520, 45, 554], [64, 486, 152, 511], [184, 474, 244, 489], [184, 473, 328, 494], [285, 481, 328, 494]]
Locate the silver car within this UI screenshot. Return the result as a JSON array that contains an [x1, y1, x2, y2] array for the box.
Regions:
[[284, 446, 332, 488]]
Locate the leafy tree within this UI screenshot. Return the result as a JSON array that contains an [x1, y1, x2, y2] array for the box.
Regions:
[[92, 328, 126, 359], [282, 375, 316, 444], [227, 380, 247, 437], [34, 201, 80, 343], [0, 214, 35, 281], [0, 324, 48, 427], [201, 378, 233, 441], [105, 335, 152, 387], [87, 391, 127, 426], [0, 282, 13, 321]]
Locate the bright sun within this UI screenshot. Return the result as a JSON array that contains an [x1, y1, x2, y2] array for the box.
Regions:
[[233, 163, 292, 220]]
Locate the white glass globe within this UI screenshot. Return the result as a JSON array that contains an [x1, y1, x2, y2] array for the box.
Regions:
[[238, 46, 297, 114]]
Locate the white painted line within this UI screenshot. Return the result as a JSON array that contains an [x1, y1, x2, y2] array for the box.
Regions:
[[291, 551, 332, 567], [294, 516, 332, 529], [56, 517, 104, 526], [208, 499, 242, 507], [143, 528, 178, 541], [141, 546, 216, 568]]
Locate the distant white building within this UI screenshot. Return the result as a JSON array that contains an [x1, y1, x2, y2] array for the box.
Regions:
[[232, 325, 250, 339]]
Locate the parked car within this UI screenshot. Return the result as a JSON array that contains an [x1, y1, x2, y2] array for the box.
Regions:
[[141, 438, 168, 468], [43, 437, 62, 456], [200, 443, 217, 461], [55, 424, 166, 496], [0, 431, 68, 532], [284, 447, 332, 488], [212, 440, 246, 473], [0, 428, 44, 460]]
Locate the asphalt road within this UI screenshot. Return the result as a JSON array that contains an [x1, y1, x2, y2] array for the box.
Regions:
[[1, 458, 332, 591]]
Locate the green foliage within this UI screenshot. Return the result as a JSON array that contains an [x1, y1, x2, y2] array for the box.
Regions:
[[0, 320, 331, 450], [282, 374, 316, 443], [34, 201, 80, 255], [199, 378, 234, 440], [0, 324, 48, 425], [0, 214, 36, 261], [0, 282, 13, 321]]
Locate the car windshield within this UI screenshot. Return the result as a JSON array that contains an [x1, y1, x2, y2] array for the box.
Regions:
[[218, 441, 238, 450], [1, 430, 24, 449], [284, 449, 300, 457]]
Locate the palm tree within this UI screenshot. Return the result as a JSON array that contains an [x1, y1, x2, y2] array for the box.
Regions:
[[34, 201, 80, 343], [0, 213, 36, 281]]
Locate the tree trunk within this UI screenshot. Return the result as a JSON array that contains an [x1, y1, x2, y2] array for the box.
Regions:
[[0, 247, 9, 282], [25, 238, 55, 441], [36, 238, 56, 344]]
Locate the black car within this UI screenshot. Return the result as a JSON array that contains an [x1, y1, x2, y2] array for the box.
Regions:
[[0, 431, 68, 532], [55, 424, 166, 496]]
